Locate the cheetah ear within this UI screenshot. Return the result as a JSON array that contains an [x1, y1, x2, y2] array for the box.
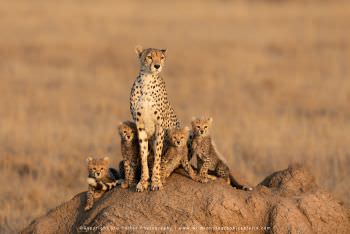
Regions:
[[208, 117, 213, 124], [86, 157, 93, 163], [103, 157, 110, 163], [160, 49, 167, 54], [167, 128, 174, 135], [135, 45, 144, 58], [191, 117, 197, 126], [117, 122, 123, 132]]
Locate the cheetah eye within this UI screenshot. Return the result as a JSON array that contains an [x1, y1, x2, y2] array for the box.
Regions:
[[100, 168, 104, 171], [93, 167, 96, 170], [147, 56, 152, 60], [197, 126, 200, 129], [160, 56, 165, 60], [204, 126, 208, 129]]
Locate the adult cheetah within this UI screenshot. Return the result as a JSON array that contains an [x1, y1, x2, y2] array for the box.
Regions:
[[130, 45, 180, 192]]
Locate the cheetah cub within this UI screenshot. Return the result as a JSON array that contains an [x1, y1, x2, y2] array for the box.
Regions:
[[85, 157, 119, 211], [191, 117, 252, 191], [160, 127, 199, 183], [118, 121, 140, 189]]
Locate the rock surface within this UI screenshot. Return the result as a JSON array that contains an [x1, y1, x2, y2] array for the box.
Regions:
[[22, 164, 350, 234]]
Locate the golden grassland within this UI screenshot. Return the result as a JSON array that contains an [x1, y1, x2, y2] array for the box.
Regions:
[[0, 0, 349, 232]]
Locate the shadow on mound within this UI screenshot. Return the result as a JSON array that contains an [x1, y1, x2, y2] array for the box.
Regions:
[[22, 164, 350, 234]]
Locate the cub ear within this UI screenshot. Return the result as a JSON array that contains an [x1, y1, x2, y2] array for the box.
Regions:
[[118, 122, 124, 132], [208, 117, 213, 123], [191, 116, 197, 122], [86, 157, 93, 163], [135, 45, 144, 58], [167, 128, 174, 135], [160, 49, 167, 54], [103, 157, 110, 163]]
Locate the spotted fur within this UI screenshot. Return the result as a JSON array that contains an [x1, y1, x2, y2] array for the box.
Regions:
[[191, 117, 252, 191], [118, 121, 140, 189], [84, 157, 119, 211], [160, 127, 199, 183], [130, 45, 180, 192]]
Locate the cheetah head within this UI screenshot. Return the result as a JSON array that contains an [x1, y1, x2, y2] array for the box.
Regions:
[[118, 121, 137, 143], [191, 117, 213, 137], [135, 45, 167, 74], [168, 127, 189, 147], [86, 157, 109, 180]]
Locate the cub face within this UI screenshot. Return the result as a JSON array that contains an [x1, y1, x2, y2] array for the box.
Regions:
[[191, 117, 213, 137], [135, 45, 167, 74], [168, 127, 189, 147], [87, 157, 109, 180], [118, 121, 137, 142]]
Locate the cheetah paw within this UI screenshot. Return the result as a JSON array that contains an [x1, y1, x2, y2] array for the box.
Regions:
[[136, 181, 149, 192], [116, 179, 124, 185], [86, 177, 97, 187], [151, 181, 163, 191], [198, 177, 209, 183], [242, 185, 253, 191], [207, 175, 217, 181], [120, 181, 129, 189]]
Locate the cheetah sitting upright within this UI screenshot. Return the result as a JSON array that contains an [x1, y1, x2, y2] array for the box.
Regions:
[[118, 121, 140, 189], [130, 45, 180, 192], [160, 127, 199, 183], [191, 117, 252, 191]]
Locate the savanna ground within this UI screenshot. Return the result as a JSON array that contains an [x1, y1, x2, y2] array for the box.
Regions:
[[0, 0, 349, 233]]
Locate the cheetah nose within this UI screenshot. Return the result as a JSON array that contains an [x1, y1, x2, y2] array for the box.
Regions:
[[154, 64, 160, 69], [177, 141, 180, 144], [200, 130, 204, 134], [96, 172, 100, 176]]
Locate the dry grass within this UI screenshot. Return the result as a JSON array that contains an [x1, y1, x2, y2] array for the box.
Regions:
[[0, 0, 350, 232]]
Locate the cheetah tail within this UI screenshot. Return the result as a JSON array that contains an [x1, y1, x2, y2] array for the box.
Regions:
[[229, 173, 253, 191]]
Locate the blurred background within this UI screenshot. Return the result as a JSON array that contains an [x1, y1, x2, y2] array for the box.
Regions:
[[1, 0, 349, 232]]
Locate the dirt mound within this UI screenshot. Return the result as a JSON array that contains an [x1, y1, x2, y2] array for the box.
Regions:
[[260, 163, 317, 195], [22, 165, 350, 234]]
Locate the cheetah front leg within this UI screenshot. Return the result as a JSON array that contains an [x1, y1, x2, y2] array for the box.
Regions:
[[151, 125, 164, 190], [161, 155, 182, 182], [198, 157, 211, 183], [84, 186, 95, 211], [136, 121, 150, 192], [121, 160, 131, 189], [160, 158, 169, 182], [128, 161, 138, 185], [181, 158, 200, 182]]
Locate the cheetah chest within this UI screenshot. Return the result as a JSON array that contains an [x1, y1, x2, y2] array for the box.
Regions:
[[133, 75, 161, 136], [193, 138, 211, 158]]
